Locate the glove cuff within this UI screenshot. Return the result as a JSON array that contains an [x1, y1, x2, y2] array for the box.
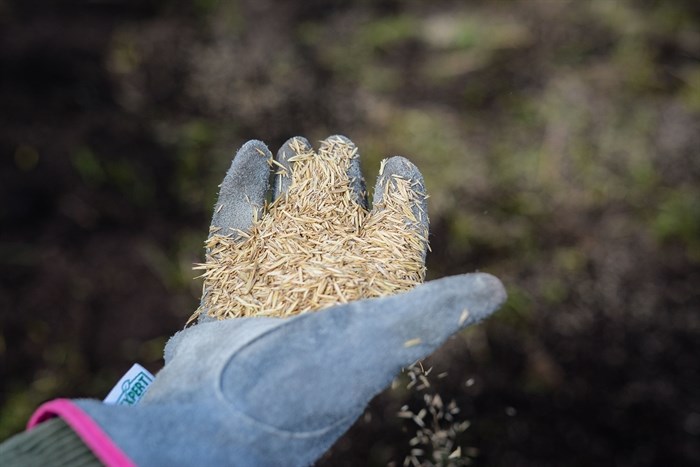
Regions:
[[28, 399, 136, 467]]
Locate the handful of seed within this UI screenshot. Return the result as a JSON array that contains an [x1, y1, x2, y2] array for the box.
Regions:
[[191, 137, 428, 321]]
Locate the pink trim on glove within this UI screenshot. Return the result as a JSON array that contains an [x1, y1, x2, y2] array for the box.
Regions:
[[28, 399, 136, 467]]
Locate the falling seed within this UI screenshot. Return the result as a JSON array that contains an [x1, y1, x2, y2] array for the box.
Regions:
[[418, 374, 430, 388], [448, 447, 462, 459]]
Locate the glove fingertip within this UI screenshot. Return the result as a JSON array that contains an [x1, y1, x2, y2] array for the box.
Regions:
[[210, 139, 272, 238], [459, 272, 507, 325], [273, 136, 312, 199], [320, 135, 368, 208], [370, 155, 429, 257], [373, 156, 426, 205]]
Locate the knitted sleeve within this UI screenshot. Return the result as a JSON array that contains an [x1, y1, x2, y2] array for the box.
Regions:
[[0, 418, 100, 467]]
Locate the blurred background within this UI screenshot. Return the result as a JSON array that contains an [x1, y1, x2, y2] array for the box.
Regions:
[[1, 0, 699, 465]]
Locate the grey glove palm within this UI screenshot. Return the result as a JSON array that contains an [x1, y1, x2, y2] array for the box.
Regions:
[[72, 136, 506, 466]]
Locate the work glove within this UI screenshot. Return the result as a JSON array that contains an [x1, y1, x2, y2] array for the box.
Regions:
[[28, 136, 506, 466]]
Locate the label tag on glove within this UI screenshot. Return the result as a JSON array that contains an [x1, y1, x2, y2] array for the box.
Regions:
[[104, 363, 155, 406]]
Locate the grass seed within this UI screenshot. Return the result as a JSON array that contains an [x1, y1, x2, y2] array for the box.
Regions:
[[191, 136, 428, 322]]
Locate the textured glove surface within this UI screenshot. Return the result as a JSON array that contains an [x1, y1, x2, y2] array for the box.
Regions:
[[76, 272, 504, 466]]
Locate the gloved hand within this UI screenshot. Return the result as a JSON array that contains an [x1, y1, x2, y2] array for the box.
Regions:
[[28, 136, 506, 466]]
